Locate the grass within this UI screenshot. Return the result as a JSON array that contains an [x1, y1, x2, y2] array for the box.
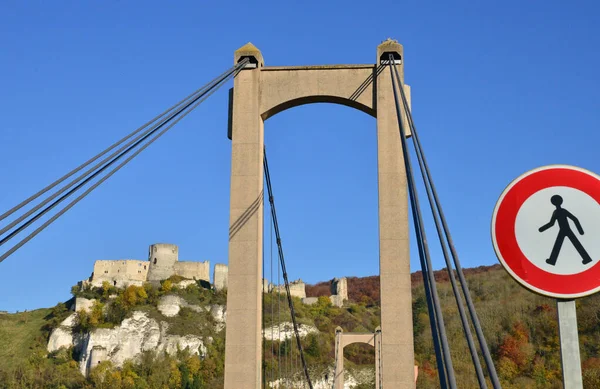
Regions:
[[0, 308, 51, 370], [5, 265, 600, 388]]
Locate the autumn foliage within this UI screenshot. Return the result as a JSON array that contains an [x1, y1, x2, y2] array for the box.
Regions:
[[5, 263, 600, 388]]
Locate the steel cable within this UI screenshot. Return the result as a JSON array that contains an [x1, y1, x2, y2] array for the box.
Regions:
[[413, 199, 448, 388], [271, 209, 275, 387], [378, 332, 383, 389], [279, 263, 282, 385], [262, 206, 266, 389], [0, 60, 247, 263], [0, 62, 243, 241], [264, 147, 314, 389], [390, 60, 488, 388], [392, 58, 502, 389], [0, 65, 236, 223], [388, 59, 457, 389]]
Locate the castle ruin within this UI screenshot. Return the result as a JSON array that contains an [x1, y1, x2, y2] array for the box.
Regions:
[[212, 263, 307, 298], [270, 279, 306, 299], [329, 277, 348, 307], [88, 243, 209, 288], [214, 263, 229, 291]]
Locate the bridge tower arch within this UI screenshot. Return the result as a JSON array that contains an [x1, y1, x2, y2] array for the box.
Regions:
[[333, 326, 382, 389], [224, 40, 414, 389]]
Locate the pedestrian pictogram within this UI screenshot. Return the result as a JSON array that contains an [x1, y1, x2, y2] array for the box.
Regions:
[[491, 164, 600, 299], [539, 194, 592, 266]]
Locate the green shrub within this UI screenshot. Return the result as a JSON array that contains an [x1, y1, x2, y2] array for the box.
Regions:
[[161, 280, 173, 293], [168, 274, 188, 284]]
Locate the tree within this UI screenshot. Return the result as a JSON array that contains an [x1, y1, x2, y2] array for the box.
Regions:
[[168, 360, 182, 388], [305, 334, 320, 358], [161, 280, 173, 293]]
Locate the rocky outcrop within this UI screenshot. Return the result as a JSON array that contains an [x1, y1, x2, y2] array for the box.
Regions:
[[78, 311, 206, 376], [78, 312, 160, 375], [47, 310, 207, 377], [267, 367, 366, 388], [156, 295, 219, 318], [174, 280, 197, 289], [302, 297, 319, 305], [210, 305, 226, 332], [47, 313, 79, 352], [74, 298, 96, 313], [263, 322, 318, 341], [48, 295, 229, 377], [157, 295, 187, 317], [159, 334, 206, 356]]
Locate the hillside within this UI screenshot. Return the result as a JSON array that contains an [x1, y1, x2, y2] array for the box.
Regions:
[[0, 308, 55, 370], [1, 264, 600, 388]]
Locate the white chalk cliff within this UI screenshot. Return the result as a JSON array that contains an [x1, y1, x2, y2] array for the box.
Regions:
[[47, 306, 225, 376], [263, 321, 319, 341]]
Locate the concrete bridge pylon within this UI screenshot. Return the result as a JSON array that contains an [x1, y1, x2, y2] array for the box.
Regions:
[[223, 39, 414, 389]]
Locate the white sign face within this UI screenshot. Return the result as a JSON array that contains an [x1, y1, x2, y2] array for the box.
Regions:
[[515, 186, 600, 275], [492, 164, 600, 299]]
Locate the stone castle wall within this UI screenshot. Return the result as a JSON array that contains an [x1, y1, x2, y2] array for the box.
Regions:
[[214, 264, 228, 291], [211, 264, 304, 298], [272, 280, 306, 299], [89, 244, 209, 287], [91, 260, 148, 288], [174, 261, 209, 281], [88, 346, 108, 374]]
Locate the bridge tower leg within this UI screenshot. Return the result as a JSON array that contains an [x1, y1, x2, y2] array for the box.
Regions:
[[376, 39, 415, 389], [375, 327, 381, 389], [223, 43, 265, 389], [334, 328, 344, 389]]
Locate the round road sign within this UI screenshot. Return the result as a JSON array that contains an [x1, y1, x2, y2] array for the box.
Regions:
[[492, 164, 600, 299]]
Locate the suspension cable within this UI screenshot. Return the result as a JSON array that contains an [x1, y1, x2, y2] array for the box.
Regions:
[[290, 320, 293, 385], [392, 61, 502, 389], [377, 331, 383, 389], [270, 209, 275, 387], [262, 205, 266, 389], [0, 60, 247, 263], [263, 147, 314, 389], [0, 65, 236, 223], [413, 190, 449, 388], [388, 96, 449, 386], [388, 58, 457, 389], [278, 226, 282, 385], [391, 59, 487, 388], [0, 61, 245, 243]]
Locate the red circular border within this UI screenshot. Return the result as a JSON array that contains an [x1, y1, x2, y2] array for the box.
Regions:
[[493, 166, 600, 297]]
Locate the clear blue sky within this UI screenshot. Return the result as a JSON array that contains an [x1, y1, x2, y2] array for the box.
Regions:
[[1, 1, 599, 312]]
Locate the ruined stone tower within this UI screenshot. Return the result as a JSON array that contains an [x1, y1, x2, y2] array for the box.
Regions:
[[147, 243, 179, 281]]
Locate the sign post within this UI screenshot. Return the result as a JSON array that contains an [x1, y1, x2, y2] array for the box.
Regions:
[[557, 300, 583, 388], [492, 164, 600, 389]]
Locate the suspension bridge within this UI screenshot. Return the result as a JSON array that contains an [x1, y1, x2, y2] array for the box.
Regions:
[[0, 39, 503, 389]]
